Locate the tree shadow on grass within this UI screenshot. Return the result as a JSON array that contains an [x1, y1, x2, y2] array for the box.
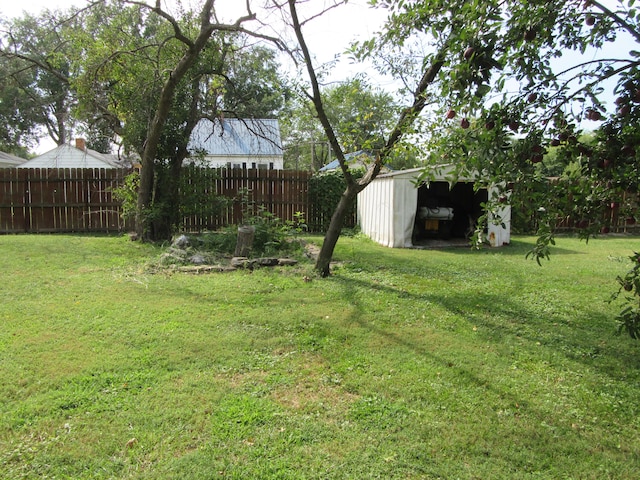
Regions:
[[328, 270, 640, 387], [322, 271, 640, 465], [410, 237, 585, 257]]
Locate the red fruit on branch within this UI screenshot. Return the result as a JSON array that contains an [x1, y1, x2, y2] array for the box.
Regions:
[[577, 145, 591, 156], [464, 47, 475, 60], [550, 138, 561, 147], [446, 109, 456, 119], [508, 120, 519, 132], [585, 14, 595, 26], [622, 144, 636, 157], [527, 92, 538, 103], [524, 29, 537, 42], [618, 104, 631, 117], [485, 120, 495, 130], [586, 109, 602, 121], [530, 153, 543, 163], [460, 118, 470, 129]]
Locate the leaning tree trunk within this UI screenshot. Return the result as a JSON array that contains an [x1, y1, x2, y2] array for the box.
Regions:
[[315, 185, 358, 277], [133, 0, 255, 240]]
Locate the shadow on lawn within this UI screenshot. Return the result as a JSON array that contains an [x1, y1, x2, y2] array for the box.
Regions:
[[329, 271, 640, 385], [410, 238, 586, 257]]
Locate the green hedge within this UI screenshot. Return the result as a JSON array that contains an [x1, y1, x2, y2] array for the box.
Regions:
[[307, 170, 362, 232]]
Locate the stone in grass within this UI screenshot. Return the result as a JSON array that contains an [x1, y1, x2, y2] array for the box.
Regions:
[[172, 234, 191, 249], [189, 254, 207, 265], [232, 257, 297, 269], [256, 258, 280, 267], [231, 257, 251, 268], [277, 258, 298, 266], [178, 265, 237, 274]]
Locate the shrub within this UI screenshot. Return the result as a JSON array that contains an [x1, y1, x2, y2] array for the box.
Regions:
[[307, 169, 362, 231]]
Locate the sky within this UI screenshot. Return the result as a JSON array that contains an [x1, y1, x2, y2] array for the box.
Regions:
[[1, 1, 636, 153], [0, 0, 386, 70], [0, 0, 388, 153]]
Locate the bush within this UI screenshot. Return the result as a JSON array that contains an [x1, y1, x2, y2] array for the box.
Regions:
[[307, 169, 362, 231]]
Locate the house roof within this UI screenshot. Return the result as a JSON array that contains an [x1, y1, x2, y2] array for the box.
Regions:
[[0, 152, 27, 168], [319, 151, 391, 173], [374, 164, 478, 182], [189, 118, 282, 157], [17, 144, 125, 169], [319, 151, 370, 172]]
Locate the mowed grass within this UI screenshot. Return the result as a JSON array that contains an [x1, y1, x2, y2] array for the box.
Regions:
[[1, 233, 639, 479]]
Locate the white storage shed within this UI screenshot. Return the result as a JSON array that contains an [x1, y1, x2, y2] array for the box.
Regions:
[[357, 166, 510, 248]]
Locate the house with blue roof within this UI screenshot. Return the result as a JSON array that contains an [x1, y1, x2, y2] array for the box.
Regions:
[[188, 118, 283, 170]]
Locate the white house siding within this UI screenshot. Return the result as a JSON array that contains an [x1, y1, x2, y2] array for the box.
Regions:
[[202, 155, 284, 170], [0, 152, 27, 168], [487, 205, 511, 247], [188, 118, 284, 169]]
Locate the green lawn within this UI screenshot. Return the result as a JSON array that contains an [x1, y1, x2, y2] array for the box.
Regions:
[[1, 233, 639, 479]]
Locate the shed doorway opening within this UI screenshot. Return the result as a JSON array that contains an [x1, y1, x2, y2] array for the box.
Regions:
[[414, 181, 487, 246]]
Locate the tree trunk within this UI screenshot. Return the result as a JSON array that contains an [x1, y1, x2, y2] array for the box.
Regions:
[[135, 63, 199, 240], [234, 225, 256, 257], [134, 0, 226, 240], [315, 185, 358, 277]]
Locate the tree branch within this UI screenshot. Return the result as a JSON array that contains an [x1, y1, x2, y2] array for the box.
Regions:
[[591, 1, 640, 44], [287, 0, 353, 184]]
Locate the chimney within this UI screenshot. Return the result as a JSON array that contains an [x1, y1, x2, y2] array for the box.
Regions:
[[75, 138, 86, 151]]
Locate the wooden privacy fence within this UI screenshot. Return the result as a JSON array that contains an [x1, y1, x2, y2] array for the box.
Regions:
[[0, 168, 127, 234], [180, 168, 313, 232], [0, 167, 342, 234]]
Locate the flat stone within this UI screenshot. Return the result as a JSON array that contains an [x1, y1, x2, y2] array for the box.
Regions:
[[256, 258, 279, 266], [231, 257, 251, 268], [177, 265, 237, 274], [278, 258, 298, 266]]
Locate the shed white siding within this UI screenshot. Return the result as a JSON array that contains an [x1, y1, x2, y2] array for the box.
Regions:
[[357, 167, 510, 248], [358, 173, 418, 248]]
